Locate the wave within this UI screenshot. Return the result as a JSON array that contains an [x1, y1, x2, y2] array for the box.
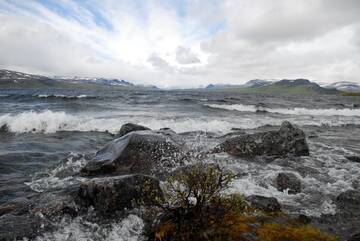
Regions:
[[205, 104, 360, 117], [36, 94, 93, 99], [2, 109, 360, 134], [0, 110, 237, 134]]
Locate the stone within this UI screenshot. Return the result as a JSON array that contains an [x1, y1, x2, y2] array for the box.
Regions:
[[214, 121, 309, 157], [246, 195, 281, 212], [81, 130, 183, 176], [77, 175, 163, 215], [276, 172, 302, 194], [117, 123, 150, 137]]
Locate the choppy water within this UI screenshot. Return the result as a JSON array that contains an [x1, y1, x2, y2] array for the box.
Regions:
[[1, 88, 360, 240]]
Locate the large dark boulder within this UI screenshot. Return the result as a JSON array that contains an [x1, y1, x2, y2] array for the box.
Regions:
[[77, 175, 163, 215], [349, 233, 360, 241], [117, 123, 150, 137], [214, 121, 309, 157], [336, 190, 360, 209], [81, 130, 183, 176], [345, 156, 360, 163], [275, 172, 302, 194], [246, 195, 281, 212]]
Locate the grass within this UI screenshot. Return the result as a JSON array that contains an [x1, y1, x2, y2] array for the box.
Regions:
[[341, 92, 360, 96]]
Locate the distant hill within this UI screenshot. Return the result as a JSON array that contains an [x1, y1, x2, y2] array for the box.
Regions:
[[205, 84, 243, 89], [242, 79, 274, 88], [0, 69, 157, 90], [203, 78, 340, 95], [322, 81, 360, 92], [0, 69, 63, 88], [54, 76, 134, 87]]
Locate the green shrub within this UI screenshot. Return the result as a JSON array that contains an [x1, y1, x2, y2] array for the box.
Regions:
[[151, 163, 337, 241]]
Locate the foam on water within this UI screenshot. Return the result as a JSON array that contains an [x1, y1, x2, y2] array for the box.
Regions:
[[0, 110, 238, 134], [37, 94, 90, 99], [206, 103, 360, 117], [2, 109, 360, 134], [31, 214, 144, 241], [26, 153, 88, 192]]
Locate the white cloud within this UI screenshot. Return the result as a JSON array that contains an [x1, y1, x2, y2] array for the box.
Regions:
[[176, 46, 200, 64], [0, 0, 360, 88]]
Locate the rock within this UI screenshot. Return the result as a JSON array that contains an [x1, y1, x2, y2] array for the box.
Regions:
[[0, 124, 9, 133], [214, 121, 309, 157], [0, 214, 51, 241], [348, 233, 360, 241], [81, 130, 183, 176], [345, 156, 360, 163], [0, 197, 32, 216], [77, 175, 162, 215], [30, 187, 80, 218], [275, 172, 301, 194], [297, 214, 312, 224], [336, 190, 360, 209], [117, 123, 150, 137], [246, 195, 281, 212]]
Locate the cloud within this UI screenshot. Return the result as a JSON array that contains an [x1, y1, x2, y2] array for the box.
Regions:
[[148, 53, 172, 71], [176, 46, 200, 64], [0, 0, 360, 87]]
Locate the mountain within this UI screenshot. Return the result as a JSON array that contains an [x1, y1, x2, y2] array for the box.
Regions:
[[0, 69, 157, 90], [55, 76, 134, 86], [205, 84, 242, 89], [242, 79, 274, 88], [323, 81, 360, 92], [203, 78, 340, 95], [264, 79, 340, 94], [0, 69, 62, 88]]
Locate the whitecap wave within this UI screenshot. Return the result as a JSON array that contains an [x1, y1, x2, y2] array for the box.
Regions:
[[206, 103, 360, 117], [1, 109, 360, 134], [33, 214, 144, 241], [0, 110, 236, 134], [37, 94, 90, 99]]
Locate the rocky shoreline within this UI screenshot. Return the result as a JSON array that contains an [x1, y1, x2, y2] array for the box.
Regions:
[[0, 121, 359, 240]]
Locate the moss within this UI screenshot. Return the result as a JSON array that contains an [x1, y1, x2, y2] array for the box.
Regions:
[[257, 223, 338, 241], [341, 92, 360, 96]]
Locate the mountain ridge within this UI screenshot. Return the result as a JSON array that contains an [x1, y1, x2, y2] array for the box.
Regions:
[[0, 69, 157, 90]]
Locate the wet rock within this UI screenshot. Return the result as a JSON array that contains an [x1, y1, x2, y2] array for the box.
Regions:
[[117, 123, 150, 137], [77, 175, 162, 215], [345, 156, 360, 163], [295, 165, 320, 177], [81, 130, 183, 176], [0, 197, 32, 216], [348, 233, 360, 241], [30, 187, 80, 218], [246, 195, 281, 212], [275, 172, 302, 194], [336, 190, 360, 209], [297, 214, 312, 224], [214, 121, 309, 157], [0, 124, 9, 133], [255, 109, 268, 114], [0, 213, 51, 241]]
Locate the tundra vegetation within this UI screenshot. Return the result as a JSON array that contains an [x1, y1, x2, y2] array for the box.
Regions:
[[146, 163, 338, 241]]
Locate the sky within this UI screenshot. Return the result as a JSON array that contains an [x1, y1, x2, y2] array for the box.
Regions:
[[0, 0, 360, 88]]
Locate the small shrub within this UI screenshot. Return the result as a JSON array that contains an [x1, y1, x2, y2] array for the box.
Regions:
[[151, 163, 338, 241]]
